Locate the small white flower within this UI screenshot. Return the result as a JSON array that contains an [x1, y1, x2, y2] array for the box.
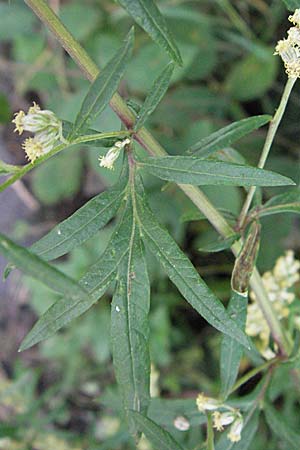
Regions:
[[212, 411, 235, 432], [227, 415, 243, 443], [99, 138, 130, 170], [196, 393, 221, 412]]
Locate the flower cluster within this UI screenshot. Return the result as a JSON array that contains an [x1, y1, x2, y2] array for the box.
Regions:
[[12, 102, 64, 163], [275, 9, 300, 78], [196, 393, 243, 442], [99, 138, 131, 170], [247, 251, 300, 359]]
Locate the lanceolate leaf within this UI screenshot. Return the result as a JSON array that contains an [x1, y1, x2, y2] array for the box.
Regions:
[[29, 178, 127, 261], [188, 115, 271, 158], [264, 403, 300, 450], [135, 192, 251, 349], [129, 411, 185, 450], [138, 156, 294, 187], [117, 0, 182, 65], [199, 234, 239, 253], [258, 189, 300, 218], [19, 200, 132, 351], [0, 233, 89, 300], [73, 28, 134, 135], [220, 290, 248, 399], [134, 63, 175, 131], [111, 197, 150, 433]]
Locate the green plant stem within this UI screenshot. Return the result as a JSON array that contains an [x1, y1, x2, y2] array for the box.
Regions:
[[229, 357, 279, 395], [24, 0, 290, 355], [238, 76, 297, 229], [206, 413, 215, 450]]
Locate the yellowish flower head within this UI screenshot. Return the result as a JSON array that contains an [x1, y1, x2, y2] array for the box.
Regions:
[[12, 110, 26, 135], [213, 411, 235, 432], [196, 392, 220, 412], [22, 137, 44, 163], [289, 9, 300, 27]]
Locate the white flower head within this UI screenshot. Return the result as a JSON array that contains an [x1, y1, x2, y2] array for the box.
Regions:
[[213, 411, 235, 432], [275, 39, 300, 78], [99, 138, 130, 170], [13, 102, 61, 135], [227, 415, 243, 443], [196, 393, 221, 412]]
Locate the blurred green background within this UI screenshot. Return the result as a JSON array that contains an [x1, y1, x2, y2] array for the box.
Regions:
[[0, 0, 299, 448]]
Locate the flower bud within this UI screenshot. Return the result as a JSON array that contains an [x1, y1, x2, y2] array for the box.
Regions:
[[227, 415, 243, 443]]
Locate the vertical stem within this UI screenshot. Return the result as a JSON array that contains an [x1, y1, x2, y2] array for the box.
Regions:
[[24, 0, 291, 355], [206, 413, 215, 450], [238, 76, 297, 228]]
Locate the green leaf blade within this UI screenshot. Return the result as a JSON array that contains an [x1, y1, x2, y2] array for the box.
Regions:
[[258, 189, 300, 218], [111, 202, 150, 433], [134, 62, 175, 131], [220, 290, 248, 399], [135, 193, 251, 349], [73, 28, 134, 135], [264, 403, 300, 450], [138, 156, 295, 187], [19, 203, 133, 351], [129, 411, 184, 450], [0, 233, 88, 300], [117, 0, 182, 65], [188, 115, 271, 158], [29, 182, 126, 261]]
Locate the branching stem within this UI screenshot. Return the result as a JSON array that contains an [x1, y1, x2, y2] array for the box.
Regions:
[[24, 0, 291, 355]]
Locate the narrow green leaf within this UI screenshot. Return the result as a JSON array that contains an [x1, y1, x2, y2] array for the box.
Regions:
[[19, 202, 132, 351], [0, 233, 88, 300], [138, 156, 295, 187], [199, 235, 239, 253], [129, 411, 185, 450], [117, 0, 182, 65], [0, 161, 19, 175], [134, 63, 175, 131], [111, 198, 150, 434], [29, 179, 127, 261], [73, 28, 134, 135], [220, 290, 248, 399], [282, 0, 300, 11], [264, 403, 300, 450], [258, 189, 300, 218], [188, 115, 271, 158], [215, 409, 260, 450], [135, 192, 251, 349]]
